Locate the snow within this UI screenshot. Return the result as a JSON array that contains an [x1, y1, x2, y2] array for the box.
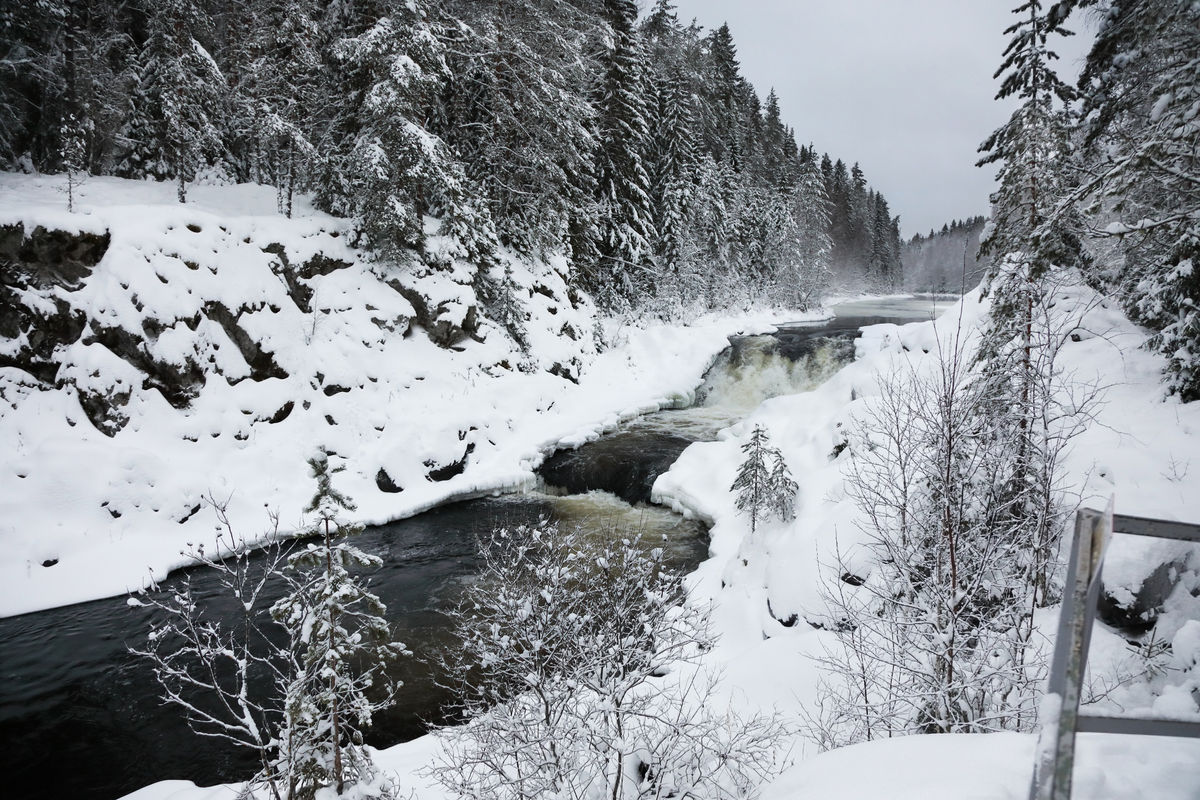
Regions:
[[114, 278, 1200, 800], [761, 731, 1200, 800], [0, 173, 810, 618], [12, 173, 1199, 798], [650, 283, 1200, 798]]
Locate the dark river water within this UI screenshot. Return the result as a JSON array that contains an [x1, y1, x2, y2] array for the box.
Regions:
[[0, 297, 950, 800]]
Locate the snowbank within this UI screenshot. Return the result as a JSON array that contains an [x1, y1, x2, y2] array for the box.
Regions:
[[0, 173, 813, 618], [118, 282, 1200, 800], [652, 281, 1200, 797]]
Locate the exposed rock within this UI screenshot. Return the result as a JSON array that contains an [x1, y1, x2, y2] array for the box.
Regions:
[[262, 244, 353, 314], [387, 278, 480, 348], [1099, 556, 1191, 632], [376, 468, 403, 494], [839, 571, 866, 586], [262, 243, 312, 313], [202, 301, 288, 382], [267, 400, 294, 423], [425, 442, 475, 482], [0, 223, 107, 384], [77, 384, 131, 436], [84, 323, 206, 408], [549, 361, 579, 384], [0, 223, 110, 287], [299, 252, 352, 279]]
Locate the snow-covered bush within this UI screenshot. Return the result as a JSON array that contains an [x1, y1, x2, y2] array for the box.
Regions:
[[135, 453, 407, 800], [432, 523, 789, 800], [809, 289, 1099, 746]]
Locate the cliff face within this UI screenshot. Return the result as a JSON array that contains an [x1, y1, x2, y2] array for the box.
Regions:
[[0, 174, 604, 614]]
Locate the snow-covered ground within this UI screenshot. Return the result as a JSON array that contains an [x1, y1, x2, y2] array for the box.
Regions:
[[651, 283, 1200, 799], [8, 174, 1197, 799], [116, 285, 1200, 800], [0, 174, 819, 618]]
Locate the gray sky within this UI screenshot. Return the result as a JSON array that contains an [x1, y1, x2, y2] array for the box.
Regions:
[[668, 0, 1092, 237]]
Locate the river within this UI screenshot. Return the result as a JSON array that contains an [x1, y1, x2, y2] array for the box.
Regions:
[[0, 296, 950, 800]]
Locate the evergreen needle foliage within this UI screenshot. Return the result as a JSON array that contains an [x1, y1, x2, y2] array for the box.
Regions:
[[135, 453, 407, 800], [731, 425, 796, 534]]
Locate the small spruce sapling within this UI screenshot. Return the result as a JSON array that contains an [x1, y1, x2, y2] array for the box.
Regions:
[[271, 452, 408, 797], [731, 425, 795, 534], [61, 111, 88, 212], [768, 449, 798, 523]]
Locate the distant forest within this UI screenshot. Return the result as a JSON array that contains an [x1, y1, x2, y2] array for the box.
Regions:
[[901, 216, 988, 294], [0, 0, 904, 314]]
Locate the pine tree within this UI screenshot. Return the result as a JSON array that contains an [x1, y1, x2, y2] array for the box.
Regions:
[[645, 64, 695, 270], [978, 0, 1079, 279], [271, 452, 408, 798]]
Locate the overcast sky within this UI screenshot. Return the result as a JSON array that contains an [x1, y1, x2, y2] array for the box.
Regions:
[[668, 0, 1092, 237]]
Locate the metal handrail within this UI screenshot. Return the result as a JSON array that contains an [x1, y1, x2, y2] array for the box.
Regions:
[[1029, 507, 1200, 800]]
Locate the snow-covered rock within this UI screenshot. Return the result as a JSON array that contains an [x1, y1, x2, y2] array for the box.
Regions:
[[0, 174, 802, 618]]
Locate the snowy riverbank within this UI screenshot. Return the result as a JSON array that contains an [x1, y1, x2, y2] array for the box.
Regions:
[[651, 284, 1200, 799], [0, 173, 825, 618], [117, 287, 1200, 800]]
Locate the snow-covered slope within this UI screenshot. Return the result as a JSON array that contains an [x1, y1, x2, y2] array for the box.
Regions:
[[117, 285, 1200, 800], [0, 174, 798, 618], [652, 282, 1200, 798]]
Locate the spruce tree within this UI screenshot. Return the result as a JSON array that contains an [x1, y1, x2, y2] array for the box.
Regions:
[[591, 0, 656, 304], [1059, 0, 1200, 398], [319, 2, 495, 264], [975, 0, 1080, 613], [768, 449, 798, 523], [241, 0, 322, 217], [705, 23, 742, 169], [117, 0, 227, 202], [438, 0, 599, 257], [788, 156, 834, 307], [271, 452, 407, 798], [762, 88, 788, 187]]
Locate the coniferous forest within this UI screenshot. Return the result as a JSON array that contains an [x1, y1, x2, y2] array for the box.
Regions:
[[0, 0, 904, 316], [2, 2, 1200, 800]]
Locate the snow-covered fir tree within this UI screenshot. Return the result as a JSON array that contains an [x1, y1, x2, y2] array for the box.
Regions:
[[731, 424, 794, 534], [1, 0, 912, 314], [787, 156, 834, 307], [271, 453, 408, 798], [240, 0, 322, 217], [117, 0, 227, 202], [590, 0, 656, 306], [1058, 0, 1200, 398], [438, 0, 598, 258], [975, 0, 1081, 607]]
